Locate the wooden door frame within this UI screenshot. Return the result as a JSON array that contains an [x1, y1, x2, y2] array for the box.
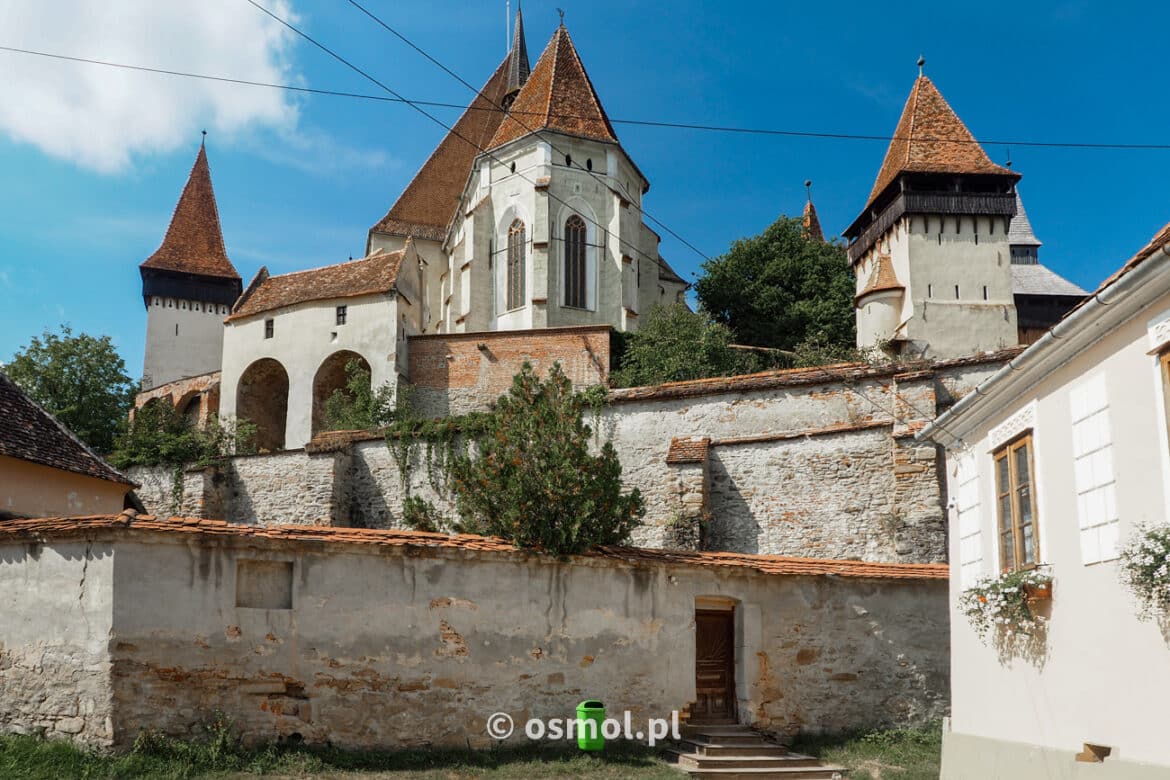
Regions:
[[693, 606, 738, 724]]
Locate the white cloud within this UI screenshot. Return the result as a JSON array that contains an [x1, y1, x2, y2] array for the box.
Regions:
[[0, 0, 301, 172]]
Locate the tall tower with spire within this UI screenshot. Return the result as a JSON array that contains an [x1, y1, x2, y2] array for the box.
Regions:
[[139, 141, 241, 389], [844, 67, 1021, 359]]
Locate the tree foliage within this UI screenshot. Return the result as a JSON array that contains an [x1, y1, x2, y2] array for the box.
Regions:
[[322, 359, 397, 432], [449, 363, 643, 555], [108, 400, 256, 470], [695, 216, 855, 352], [611, 304, 768, 387], [5, 325, 136, 453]]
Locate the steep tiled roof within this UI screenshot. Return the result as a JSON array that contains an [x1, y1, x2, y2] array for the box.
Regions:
[[140, 145, 240, 280], [0, 512, 949, 581], [1007, 190, 1042, 247], [666, 437, 710, 464], [865, 76, 1018, 211], [0, 372, 134, 486], [855, 253, 905, 302], [227, 248, 405, 321], [802, 199, 825, 242], [1011, 264, 1086, 297], [369, 57, 513, 242], [489, 25, 619, 150]]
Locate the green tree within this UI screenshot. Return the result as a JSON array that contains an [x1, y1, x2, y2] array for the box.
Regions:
[[5, 325, 136, 453], [695, 216, 855, 352], [450, 363, 643, 555], [612, 303, 766, 387], [108, 400, 256, 471], [322, 359, 397, 432]]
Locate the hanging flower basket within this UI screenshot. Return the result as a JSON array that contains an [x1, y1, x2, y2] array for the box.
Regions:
[[1119, 524, 1170, 620], [959, 567, 1053, 641]]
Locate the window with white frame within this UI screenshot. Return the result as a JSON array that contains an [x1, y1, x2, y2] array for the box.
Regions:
[[955, 452, 983, 586], [1070, 374, 1118, 563]]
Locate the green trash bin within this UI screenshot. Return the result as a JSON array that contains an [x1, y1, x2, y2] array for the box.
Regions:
[[576, 700, 606, 751]]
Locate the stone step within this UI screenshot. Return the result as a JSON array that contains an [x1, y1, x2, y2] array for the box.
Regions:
[[679, 739, 790, 757], [679, 767, 845, 779], [682, 728, 772, 746], [671, 751, 825, 771]]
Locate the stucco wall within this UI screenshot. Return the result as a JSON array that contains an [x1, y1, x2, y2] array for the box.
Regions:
[[142, 297, 229, 390], [940, 288, 1170, 775], [0, 540, 115, 744], [91, 534, 947, 748], [1, 456, 128, 518]]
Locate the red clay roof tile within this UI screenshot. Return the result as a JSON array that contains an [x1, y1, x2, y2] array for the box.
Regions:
[[865, 76, 1018, 213], [227, 248, 405, 321], [488, 25, 619, 150], [0, 513, 949, 581], [140, 145, 240, 280], [666, 437, 710, 464]]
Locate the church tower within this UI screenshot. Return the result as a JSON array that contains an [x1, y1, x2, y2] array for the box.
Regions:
[[139, 141, 241, 389], [844, 67, 1021, 359]]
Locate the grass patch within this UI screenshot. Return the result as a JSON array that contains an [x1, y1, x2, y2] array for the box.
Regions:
[[791, 722, 942, 780], [0, 721, 679, 779]]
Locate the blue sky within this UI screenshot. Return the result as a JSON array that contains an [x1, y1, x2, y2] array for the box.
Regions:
[[0, 0, 1165, 378]]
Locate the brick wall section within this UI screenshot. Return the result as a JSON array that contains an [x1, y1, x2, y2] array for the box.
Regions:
[[133, 371, 221, 427], [407, 326, 611, 416]]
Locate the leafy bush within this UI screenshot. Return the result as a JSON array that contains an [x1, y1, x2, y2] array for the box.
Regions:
[[110, 401, 256, 470], [959, 568, 1052, 640], [1119, 524, 1170, 619], [322, 359, 397, 432], [402, 496, 443, 533], [449, 363, 644, 555]]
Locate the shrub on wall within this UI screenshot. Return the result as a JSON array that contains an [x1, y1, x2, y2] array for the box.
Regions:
[[448, 362, 644, 555], [322, 359, 397, 432], [1119, 524, 1170, 620]]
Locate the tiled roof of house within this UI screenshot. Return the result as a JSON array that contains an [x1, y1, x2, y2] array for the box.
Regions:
[[227, 248, 405, 321], [1059, 219, 1170, 323], [369, 57, 513, 242], [802, 199, 824, 242], [1008, 190, 1042, 248], [855, 253, 905, 302], [488, 24, 619, 150], [657, 256, 686, 285], [665, 436, 710, 464], [865, 76, 1018, 212], [140, 145, 240, 280], [0, 512, 949, 581], [1011, 264, 1087, 297], [0, 372, 134, 486]]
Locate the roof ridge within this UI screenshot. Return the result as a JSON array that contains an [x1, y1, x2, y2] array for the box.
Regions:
[[262, 248, 397, 282]]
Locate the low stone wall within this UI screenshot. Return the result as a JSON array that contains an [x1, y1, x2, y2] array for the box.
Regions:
[[0, 520, 950, 749], [126, 354, 1010, 564], [0, 540, 115, 745]]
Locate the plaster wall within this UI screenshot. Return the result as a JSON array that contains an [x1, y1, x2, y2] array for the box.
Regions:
[[0, 540, 115, 744], [219, 294, 400, 450], [97, 535, 947, 748], [142, 296, 229, 390], [0, 456, 127, 518], [941, 288, 1170, 774]]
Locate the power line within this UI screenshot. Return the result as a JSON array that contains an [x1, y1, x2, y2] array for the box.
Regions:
[[238, 0, 687, 277], [4, 42, 1170, 152], [341, 0, 710, 261]]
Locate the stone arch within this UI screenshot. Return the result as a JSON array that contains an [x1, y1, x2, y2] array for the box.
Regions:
[[236, 358, 289, 452], [312, 350, 372, 435], [176, 391, 202, 428]]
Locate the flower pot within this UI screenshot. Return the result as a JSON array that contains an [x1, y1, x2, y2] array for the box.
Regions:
[[1023, 581, 1053, 604]]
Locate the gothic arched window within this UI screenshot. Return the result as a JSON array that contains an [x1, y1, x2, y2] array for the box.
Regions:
[[506, 219, 526, 311], [564, 215, 587, 309]]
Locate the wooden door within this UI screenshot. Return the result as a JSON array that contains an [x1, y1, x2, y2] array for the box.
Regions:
[[693, 609, 736, 723]]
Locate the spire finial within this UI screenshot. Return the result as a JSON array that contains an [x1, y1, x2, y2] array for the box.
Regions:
[[804, 179, 812, 203], [557, 7, 564, 25], [201, 129, 207, 147], [917, 55, 925, 77], [1004, 145, 1012, 168]]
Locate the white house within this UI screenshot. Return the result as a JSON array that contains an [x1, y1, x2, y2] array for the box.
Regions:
[[921, 219, 1170, 778]]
